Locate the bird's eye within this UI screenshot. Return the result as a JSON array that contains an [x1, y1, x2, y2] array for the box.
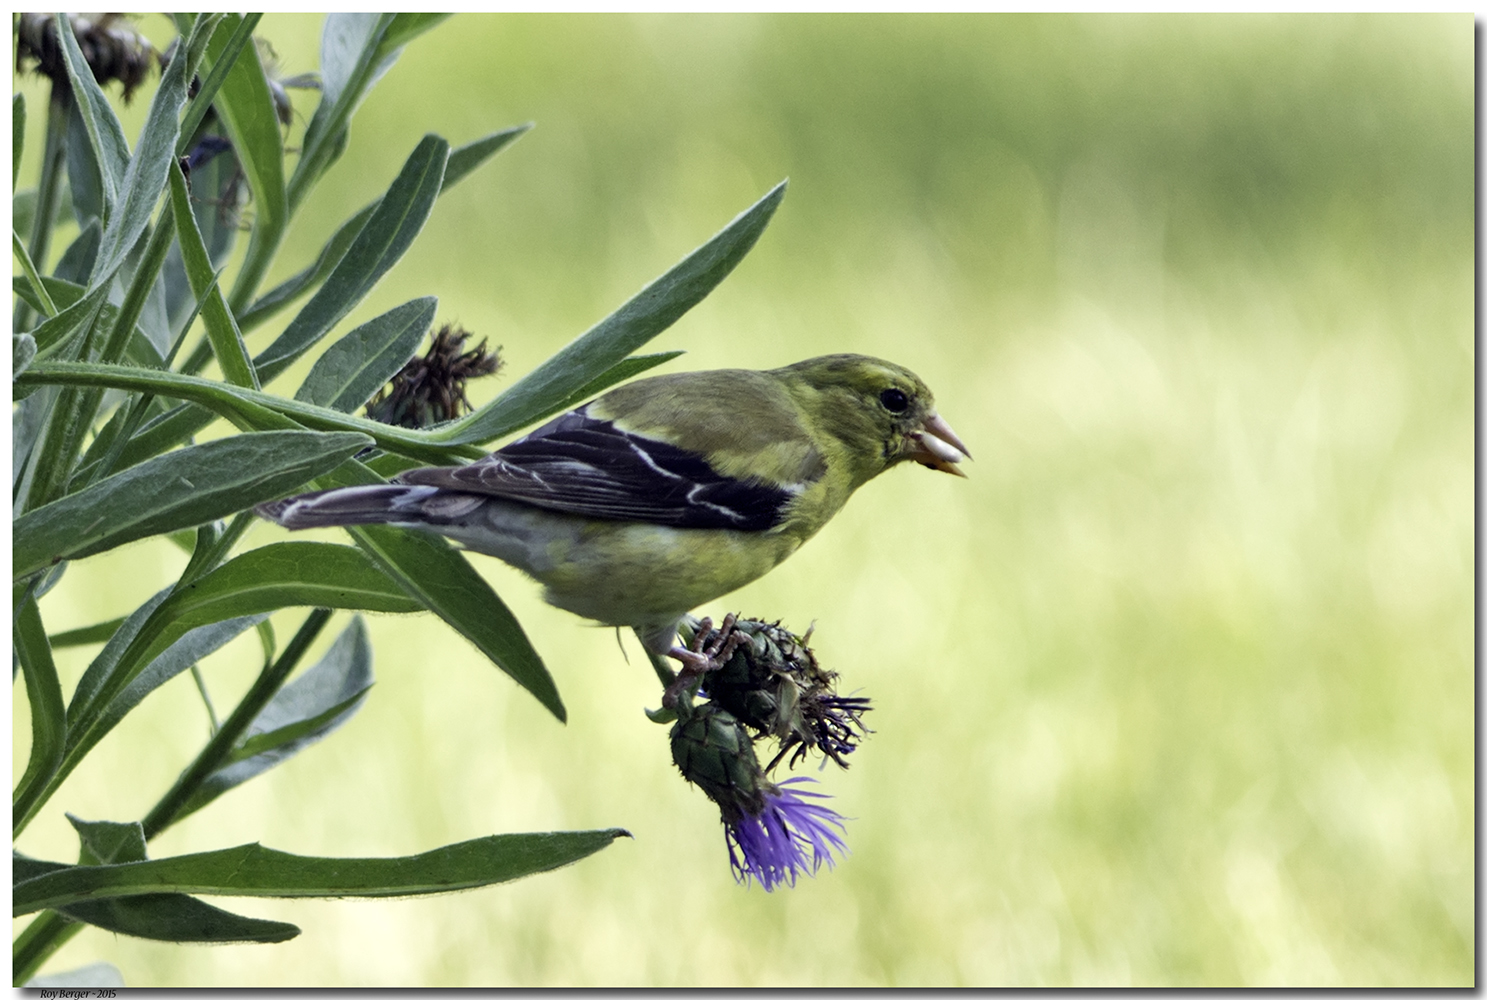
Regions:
[[879, 388, 910, 413]]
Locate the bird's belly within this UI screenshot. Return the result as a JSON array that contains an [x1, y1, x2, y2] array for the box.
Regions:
[[539, 521, 799, 626]]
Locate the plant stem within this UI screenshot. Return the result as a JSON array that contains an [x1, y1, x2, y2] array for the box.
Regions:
[[140, 608, 331, 839]]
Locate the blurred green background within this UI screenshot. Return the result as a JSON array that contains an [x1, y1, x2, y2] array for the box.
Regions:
[[12, 13, 1473, 986]]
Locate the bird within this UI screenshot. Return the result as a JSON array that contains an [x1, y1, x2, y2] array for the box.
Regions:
[[256, 353, 970, 698]]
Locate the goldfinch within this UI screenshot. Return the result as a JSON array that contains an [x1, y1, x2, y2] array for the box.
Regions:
[[257, 354, 969, 677]]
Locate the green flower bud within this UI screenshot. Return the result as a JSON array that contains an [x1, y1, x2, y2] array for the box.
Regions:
[[669, 701, 766, 820]]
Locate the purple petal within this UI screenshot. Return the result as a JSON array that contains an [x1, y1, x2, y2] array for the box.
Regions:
[[725, 777, 849, 891]]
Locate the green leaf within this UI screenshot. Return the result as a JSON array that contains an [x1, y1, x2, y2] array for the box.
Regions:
[[64, 589, 170, 738], [18, 844, 298, 945], [54, 13, 130, 216], [48, 617, 125, 648], [240, 127, 528, 333], [379, 12, 452, 53], [174, 617, 374, 822], [52, 219, 101, 286], [13, 431, 373, 580], [295, 297, 435, 412], [12, 230, 56, 319], [28, 280, 106, 359], [167, 162, 258, 388], [312, 460, 565, 721], [14, 829, 630, 914], [440, 180, 788, 445], [88, 23, 190, 291], [198, 13, 287, 315], [14, 595, 65, 832], [289, 14, 447, 213], [64, 97, 106, 226], [69, 815, 147, 864], [14, 290, 110, 514], [177, 14, 264, 157], [12, 93, 23, 187], [42, 888, 298, 945], [443, 125, 531, 190], [16, 280, 164, 374], [256, 134, 448, 382], [237, 202, 376, 333]]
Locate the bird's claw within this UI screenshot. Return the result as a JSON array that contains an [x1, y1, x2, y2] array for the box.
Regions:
[[662, 614, 747, 709]]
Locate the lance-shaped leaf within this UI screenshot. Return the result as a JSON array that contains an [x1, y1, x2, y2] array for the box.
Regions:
[[14, 826, 299, 944], [255, 135, 448, 383], [241, 127, 527, 333], [49, 618, 125, 648], [199, 13, 286, 315], [295, 297, 435, 413], [14, 595, 65, 831], [438, 180, 788, 446], [289, 13, 449, 213], [53, 218, 101, 286], [14, 829, 630, 914], [310, 460, 564, 721], [173, 617, 374, 823], [13, 430, 372, 580], [168, 162, 257, 388], [54, 13, 130, 217], [88, 22, 190, 291]]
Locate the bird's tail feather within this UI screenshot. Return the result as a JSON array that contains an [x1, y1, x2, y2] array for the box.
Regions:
[[256, 484, 445, 530]]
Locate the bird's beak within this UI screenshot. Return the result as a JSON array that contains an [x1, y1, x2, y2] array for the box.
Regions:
[[906, 411, 971, 477]]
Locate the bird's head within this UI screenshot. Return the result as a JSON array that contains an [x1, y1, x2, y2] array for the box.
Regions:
[[778, 354, 971, 488]]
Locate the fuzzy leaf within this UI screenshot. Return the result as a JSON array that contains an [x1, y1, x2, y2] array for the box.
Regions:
[[255, 135, 448, 382], [13, 431, 372, 579], [54, 13, 130, 215], [167, 162, 257, 388], [14, 595, 65, 830], [88, 25, 190, 290], [295, 297, 435, 412]]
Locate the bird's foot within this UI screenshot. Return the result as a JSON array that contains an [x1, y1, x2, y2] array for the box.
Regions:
[[662, 614, 747, 709]]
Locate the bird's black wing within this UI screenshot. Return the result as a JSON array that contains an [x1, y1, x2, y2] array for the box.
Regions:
[[397, 406, 800, 531]]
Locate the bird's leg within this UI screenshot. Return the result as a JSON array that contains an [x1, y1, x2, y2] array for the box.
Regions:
[[662, 613, 747, 708]]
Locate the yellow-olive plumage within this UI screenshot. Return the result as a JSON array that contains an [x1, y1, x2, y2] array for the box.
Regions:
[[258, 353, 969, 661]]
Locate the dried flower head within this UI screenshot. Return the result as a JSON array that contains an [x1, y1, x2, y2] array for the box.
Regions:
[[365, 325, 504, 430], [15, 13, 156, 102], [697, 617, 872, 771]]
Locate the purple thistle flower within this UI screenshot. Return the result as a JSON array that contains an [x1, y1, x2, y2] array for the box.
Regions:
[[725, 777, 848, 891]]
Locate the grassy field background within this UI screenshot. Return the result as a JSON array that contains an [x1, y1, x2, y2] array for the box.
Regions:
[[13, 13, 1473, 986]]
